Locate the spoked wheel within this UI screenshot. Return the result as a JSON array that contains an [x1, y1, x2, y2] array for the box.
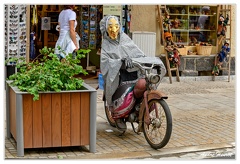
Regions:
[[143, 99, 172, 149], [104, 100, 116, 127]]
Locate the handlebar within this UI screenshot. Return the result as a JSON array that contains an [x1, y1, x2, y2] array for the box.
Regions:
[[132, 61, 153, 71], [130, 57, 165, 78], [132, 60, 161, 76]]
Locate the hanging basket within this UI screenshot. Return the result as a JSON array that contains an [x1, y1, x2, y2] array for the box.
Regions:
[[196, 44, 212, 56]]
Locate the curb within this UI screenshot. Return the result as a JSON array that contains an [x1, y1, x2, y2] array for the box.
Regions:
[[65, 142, 235, 160], [142, 142, 235, 159]]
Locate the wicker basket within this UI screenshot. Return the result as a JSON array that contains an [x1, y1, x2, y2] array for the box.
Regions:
[[176, 47, 188, 56], [196, 44, 212, 56]]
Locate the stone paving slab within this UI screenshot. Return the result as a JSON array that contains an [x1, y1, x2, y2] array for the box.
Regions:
[[4, 77, 236, 159]]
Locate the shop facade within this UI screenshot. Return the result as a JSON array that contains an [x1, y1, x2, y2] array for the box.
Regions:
[[5, 5, 132, 76], [5, 4, 236, 77], [130, 5, 236, 76]]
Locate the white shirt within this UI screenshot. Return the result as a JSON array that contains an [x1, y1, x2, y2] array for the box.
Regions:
[[58, 9, 77, 31], [54, 9, 79, 57]]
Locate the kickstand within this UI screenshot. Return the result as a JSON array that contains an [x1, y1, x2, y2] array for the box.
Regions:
[[131, 122, 141, 135]]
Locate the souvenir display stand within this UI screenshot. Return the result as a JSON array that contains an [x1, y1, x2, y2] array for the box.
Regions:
[[80, 5, 101, 71], [6, 5, 27, 63], [89, 5, 98, 49], [5, 5, 27, 77], [80, 5, 90, 49]]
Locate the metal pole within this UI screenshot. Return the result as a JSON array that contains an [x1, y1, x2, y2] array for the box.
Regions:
[[16, 94, 24, 157], [6, 83, 11, 138], [89, 91, 97, 153]]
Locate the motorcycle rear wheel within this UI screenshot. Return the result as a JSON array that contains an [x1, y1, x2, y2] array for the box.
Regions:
[[104, 100, 116, 127], [143, 99, 172, 149]]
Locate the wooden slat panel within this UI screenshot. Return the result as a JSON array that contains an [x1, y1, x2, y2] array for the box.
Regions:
[[70, 92, 81, 146], [61, 93, 71, 146], [9, 88, 92, 149], [80, 92, 90, 145], [32, 96, 42, 148], [23, 94, 33, 148], [42, 93, 52, 147], [9, 88, 16, 140], [51, 93, 62, 147]]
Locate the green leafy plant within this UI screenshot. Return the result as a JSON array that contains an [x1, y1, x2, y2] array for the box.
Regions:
[[6, 47, 91, 101]]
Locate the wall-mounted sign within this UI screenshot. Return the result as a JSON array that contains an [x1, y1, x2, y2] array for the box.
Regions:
[[41, 17, 51, 30]]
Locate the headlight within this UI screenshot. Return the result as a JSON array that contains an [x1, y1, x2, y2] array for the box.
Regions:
[[148, 73, 160, 84]]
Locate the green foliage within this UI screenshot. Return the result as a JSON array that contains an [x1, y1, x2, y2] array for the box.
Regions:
[[6, 47, 90, 101]]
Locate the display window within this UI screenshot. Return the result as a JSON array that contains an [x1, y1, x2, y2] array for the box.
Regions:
[[165, 5, 217, 46]]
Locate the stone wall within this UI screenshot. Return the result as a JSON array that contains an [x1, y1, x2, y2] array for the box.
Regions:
[[160, 56, 235, 76]]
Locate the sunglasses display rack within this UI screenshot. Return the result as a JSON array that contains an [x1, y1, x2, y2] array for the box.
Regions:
[[5, 5, 8, 59], [6, 4, 27, 65]]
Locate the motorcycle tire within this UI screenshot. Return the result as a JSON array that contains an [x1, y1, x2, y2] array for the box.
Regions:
[[143, 99, 172, 149], [104, 100, 116, 127]]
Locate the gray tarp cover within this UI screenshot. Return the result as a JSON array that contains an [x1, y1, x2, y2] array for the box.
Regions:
[[100, 15, 166, 105]]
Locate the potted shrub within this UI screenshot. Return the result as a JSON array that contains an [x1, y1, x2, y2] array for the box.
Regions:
[[5, 47, 97, 156]]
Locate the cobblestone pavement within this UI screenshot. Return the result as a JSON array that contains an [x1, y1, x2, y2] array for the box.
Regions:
[[4, 76, 236, 160]]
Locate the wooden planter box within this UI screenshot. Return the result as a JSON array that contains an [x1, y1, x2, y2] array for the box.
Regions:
[[6, 81, 97, 157]]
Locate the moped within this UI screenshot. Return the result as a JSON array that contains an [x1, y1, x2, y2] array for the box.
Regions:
[[102, 57, 172, 149]]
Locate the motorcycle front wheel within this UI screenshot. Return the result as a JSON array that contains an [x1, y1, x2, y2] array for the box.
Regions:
[[143, 99, 172, 149], [104, 100, 116, 127]]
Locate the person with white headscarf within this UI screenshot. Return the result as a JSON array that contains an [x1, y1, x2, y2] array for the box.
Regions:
[[99, 15, 146, 131]]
